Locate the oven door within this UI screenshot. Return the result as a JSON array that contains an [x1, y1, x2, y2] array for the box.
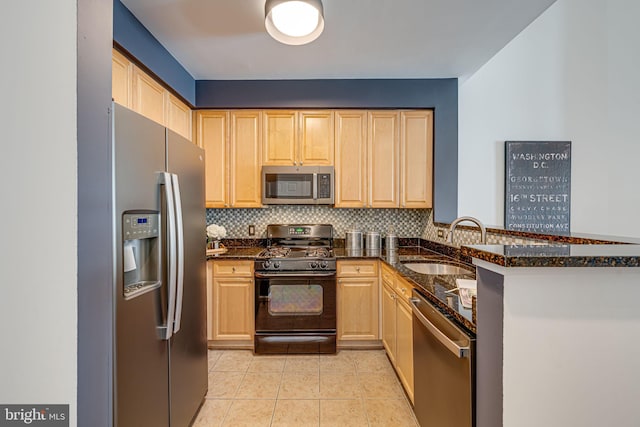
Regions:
[[254, 272, 336, 353]]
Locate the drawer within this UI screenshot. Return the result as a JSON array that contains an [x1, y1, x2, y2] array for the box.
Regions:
[[380, 262, 396, 285], [213, 260, 253, 277], [395, 275, 414, 303], [337, 260, 378, 277]]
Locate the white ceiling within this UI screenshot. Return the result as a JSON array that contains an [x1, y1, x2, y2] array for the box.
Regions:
[[121, 0, 556, 81]]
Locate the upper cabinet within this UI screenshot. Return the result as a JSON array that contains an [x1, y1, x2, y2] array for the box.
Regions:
[[111, 49, 132, 107], [112, 48, 192, 141], [195, 111, 262, 208], [299, 111, 334, 165], [132, 66, 166, 126], [262, 110, 334, 166], [335, 110, 432, 209], [334, 111, 368, 207], [401, 111, 433, 208], [229, 111, 262, 208], [196, 111, 228, 208], [368, 111, 400, 208]]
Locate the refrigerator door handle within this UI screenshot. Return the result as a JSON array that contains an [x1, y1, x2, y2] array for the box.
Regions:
[[171, 173, 185, 334], [159, 172, 177, 340]]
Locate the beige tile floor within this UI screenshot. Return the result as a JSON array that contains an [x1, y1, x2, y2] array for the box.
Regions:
[[194, 349, 419, 427]]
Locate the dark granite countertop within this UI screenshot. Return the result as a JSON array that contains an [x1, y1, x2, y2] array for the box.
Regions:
[[462, 244, 640, 267], [206, 247, 263, 260], [325, 246, 477, 334], [206, 243, 478, 334]]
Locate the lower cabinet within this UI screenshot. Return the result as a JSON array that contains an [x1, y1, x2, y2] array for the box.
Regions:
[[207, 260, 254, 348], [336, 260, 380, 346], [381, 263, 414, 403]]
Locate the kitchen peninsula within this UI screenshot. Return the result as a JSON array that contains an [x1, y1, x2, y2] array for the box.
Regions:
[[463, 243, 640, 427]]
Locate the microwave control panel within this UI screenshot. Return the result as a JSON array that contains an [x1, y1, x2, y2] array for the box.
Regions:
[[317, 174, 331, 199]]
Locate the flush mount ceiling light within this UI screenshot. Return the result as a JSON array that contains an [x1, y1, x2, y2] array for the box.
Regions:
[[265, 0, 325, 46]]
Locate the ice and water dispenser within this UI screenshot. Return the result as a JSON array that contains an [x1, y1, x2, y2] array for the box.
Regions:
[[122, 211, 161, 299]]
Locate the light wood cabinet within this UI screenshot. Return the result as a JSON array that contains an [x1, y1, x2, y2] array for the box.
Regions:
[[335, 110, 432, 209], [334, 111, 368, 207], [111, 49, 132, 107], [210, 260, 254, 346], [368, 111, 400, 208], [299, 111, 334, 165], [196, 111, 228, 208], [395, 293, 414, 402], [262, 110, 334, 166], [167, 93, 192, 140], [195, 111, 262, 208], [401, 110, 433, 208], [337, 260, 379, 345], [132, 65, 167, 126], [262, 110, 297, 165], [230, 111, 262, 208], [380, 262, 414, 402], [112, 49, 193, 141]]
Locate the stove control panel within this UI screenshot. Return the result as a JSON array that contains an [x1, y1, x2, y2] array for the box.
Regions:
[[256, 259, 336, 272], [288, 227, 310, 235]]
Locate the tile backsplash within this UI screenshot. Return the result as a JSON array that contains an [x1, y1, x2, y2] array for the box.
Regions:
[[206, 206, 429, 238], [207, 206, 551, 246]]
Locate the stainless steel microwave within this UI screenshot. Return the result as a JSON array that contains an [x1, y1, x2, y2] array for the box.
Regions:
[[262, 166, 334, 205]]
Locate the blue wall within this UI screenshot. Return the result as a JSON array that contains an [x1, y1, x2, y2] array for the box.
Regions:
[[197, 79, 458, 222], [113, 0, 196, 105]]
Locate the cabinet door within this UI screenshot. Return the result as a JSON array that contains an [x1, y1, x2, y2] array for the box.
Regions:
[[132, 65, 167, 126], [337, 277, 379, 341], [196, 111, 228, 208], [368, 111, 399, 207], [334, 111, 367, 208], [112, 49, 132, 107], [396, 297, 414, 403], [167, 93, 192, 141], [230, 111, 262, 207], [401, 110, 433, 208], [212, 277, 254, 341], [381, 281, 397, 363], [262, 110, 297, 165], [299, 111, 334, 165]]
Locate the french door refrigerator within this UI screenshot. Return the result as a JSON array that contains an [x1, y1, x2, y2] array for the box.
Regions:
[[112, 103, 207, 426]]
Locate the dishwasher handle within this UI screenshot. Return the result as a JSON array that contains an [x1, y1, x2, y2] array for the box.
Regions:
[[410, 297, 470, 358]]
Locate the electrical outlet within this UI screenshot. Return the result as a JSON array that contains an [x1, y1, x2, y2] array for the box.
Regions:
[[437, 230, 444, 238], [248, 225, 255, 236]]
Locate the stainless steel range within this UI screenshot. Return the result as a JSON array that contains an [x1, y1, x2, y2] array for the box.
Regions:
[[254, 224, 337, 354]]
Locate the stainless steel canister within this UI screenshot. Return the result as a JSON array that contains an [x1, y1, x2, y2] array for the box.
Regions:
[[345, 229, 363, 255], [365, 231, 381, 256], [386, 231, 398, 263]]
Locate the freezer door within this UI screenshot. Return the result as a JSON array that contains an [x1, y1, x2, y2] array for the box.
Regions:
[[113, 104, 170, 427], [166, 129, 208, 427]]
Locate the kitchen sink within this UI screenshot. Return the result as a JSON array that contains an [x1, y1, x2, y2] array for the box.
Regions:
[[403, 262, 473, 275]]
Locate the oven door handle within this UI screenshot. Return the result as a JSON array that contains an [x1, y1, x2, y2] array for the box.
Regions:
[[255, 272, 337, 279]]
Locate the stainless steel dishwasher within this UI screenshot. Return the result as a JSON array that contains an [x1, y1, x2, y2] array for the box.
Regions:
[[410, 288, 476, 427]]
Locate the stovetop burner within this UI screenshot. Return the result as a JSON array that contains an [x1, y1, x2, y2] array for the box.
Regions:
[[255, 224, 336, 272]]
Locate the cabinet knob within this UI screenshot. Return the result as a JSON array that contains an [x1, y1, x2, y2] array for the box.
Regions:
[[224, 204, 229, 207], [400, 288, 406, 294], [232, 267, 236, 273], [356, 266, 360, 273], [293, 161, 297, 166], [300, 161, 303, 166]]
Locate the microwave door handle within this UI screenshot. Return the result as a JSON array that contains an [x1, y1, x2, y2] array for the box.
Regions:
[[313, 173, 318, 200]]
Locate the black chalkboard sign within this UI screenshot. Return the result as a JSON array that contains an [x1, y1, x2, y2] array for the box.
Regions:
[[505, 141, 571, 234]]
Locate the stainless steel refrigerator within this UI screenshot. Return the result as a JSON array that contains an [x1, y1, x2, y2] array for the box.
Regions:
[[112, 103, 207, 426]]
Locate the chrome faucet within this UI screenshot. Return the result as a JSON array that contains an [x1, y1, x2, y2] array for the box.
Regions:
[[446, 216, 487, 245]]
